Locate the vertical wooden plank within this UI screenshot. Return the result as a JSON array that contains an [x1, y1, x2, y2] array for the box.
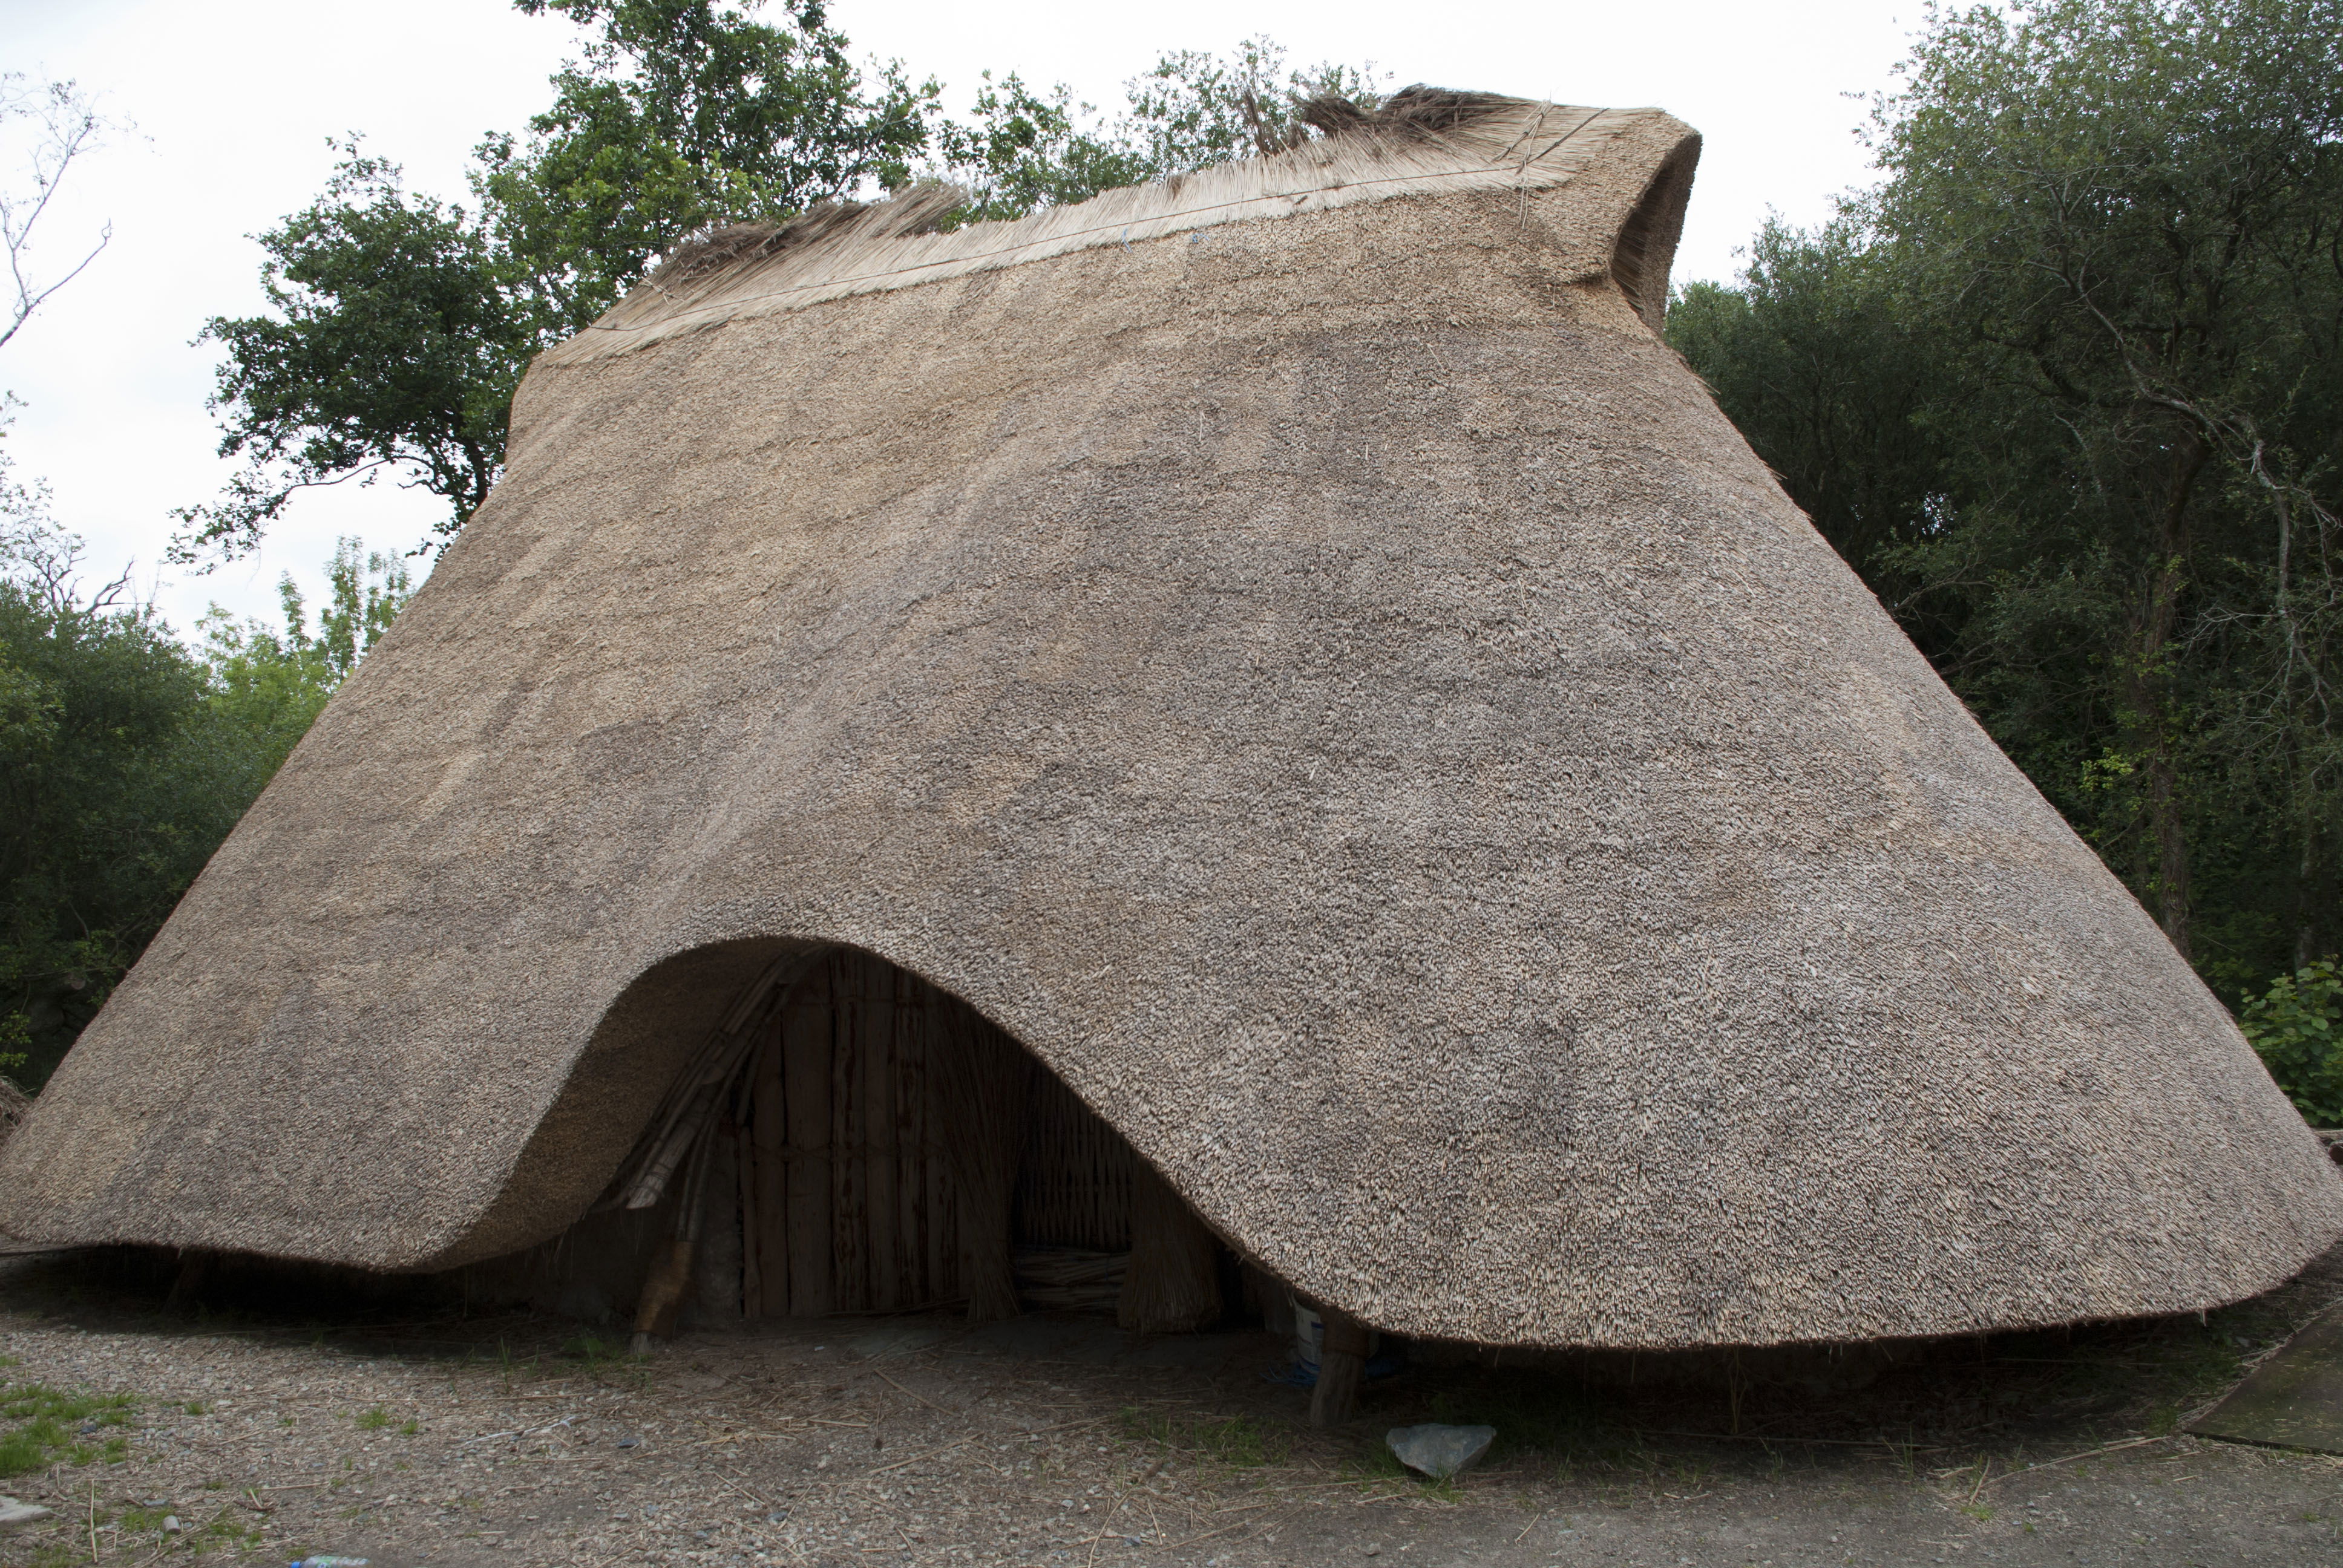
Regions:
[[936, 1002, 1025, 1322], [736, 1112, 761, 1321], [750, 1016, 789, 1319], [863, 961, 900, 1312], [784, 962, 833, 1318], [921, 979, 958, 1305], [830, 952, 868, 1313], [1310, 1308, 1369, 1426], [894, 973, 927, 1308]]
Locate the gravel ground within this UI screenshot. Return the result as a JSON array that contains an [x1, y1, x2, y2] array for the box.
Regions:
[[1, 1250, 2341, 1568]]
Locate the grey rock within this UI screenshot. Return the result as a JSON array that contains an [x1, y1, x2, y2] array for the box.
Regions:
[[1385, 1423, 1496, 1480], [0, 1497, 54, 1526]]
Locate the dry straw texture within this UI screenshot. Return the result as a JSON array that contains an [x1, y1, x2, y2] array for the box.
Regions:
[[5, 95, 2339, 1348]]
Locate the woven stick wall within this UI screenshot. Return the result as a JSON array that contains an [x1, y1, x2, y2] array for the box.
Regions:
[[730, 946, 1234, 1325], [740, 949, 966, 1317], [929, 986, 1030, 1322], [1015, 1069, 1136, 1250]]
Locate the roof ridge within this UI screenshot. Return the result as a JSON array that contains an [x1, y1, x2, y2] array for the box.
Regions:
[[540, 99, 1660, 366]]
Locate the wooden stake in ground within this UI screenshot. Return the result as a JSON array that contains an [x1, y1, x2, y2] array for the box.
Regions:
[[1311, 1307, 1369, 1426]]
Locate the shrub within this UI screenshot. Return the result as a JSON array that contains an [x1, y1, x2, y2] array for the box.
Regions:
[[2240, 959, 2343, 1126]]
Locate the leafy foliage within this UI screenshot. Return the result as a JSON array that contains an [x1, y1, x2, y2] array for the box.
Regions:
[[175, 149, 539, 558], [1670, 0, 2343, 1020], [480, 0, 936, 331], [0, 521, 221, 1089], [0, 506, 407, 1088], [2241, 960, 2343, 1126], [929, 74, 1154, 226], [183, 2, 936, 562], [197, 538, 412, 789], [185, 11, 1386, 563], [936, 39, 1383, 224], [1114, 37, 1384, 176]]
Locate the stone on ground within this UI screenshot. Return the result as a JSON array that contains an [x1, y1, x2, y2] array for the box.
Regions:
[[1385, 1423, 1497, 1479]]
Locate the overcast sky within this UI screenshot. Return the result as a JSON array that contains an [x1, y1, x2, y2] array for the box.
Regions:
[[0, 0, 1916, 635]]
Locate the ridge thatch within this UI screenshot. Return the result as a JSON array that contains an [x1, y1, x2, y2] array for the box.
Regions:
[[4, 94, 2337, 1350], [541, 96, 1668, 364]]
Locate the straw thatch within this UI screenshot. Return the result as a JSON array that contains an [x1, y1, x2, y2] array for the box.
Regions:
[[4, 91, 2339, 1349]]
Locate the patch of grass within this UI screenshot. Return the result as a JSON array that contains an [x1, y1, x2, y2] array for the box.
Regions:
[[398, 1420, 419, 1437], [0, 1382, 138, 1477], [560, 1333, 631, 1373], [1420, 1375, 1609, 1463], [183, 1400, 206, 1416], [1119, 1409, 1290, 1468], [355, 1406, 391, 1431], [198, 1514, 255, 1551]]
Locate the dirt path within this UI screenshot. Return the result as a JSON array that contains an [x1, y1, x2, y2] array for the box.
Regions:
[[1, 1252, 2341, 1567]]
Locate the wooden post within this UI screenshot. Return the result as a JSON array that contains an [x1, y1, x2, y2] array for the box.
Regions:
[[894, 979, 929, 1307], [830, 959, 867, 1313], [735, 1115, 761, 1320], [750, 1021, 789, 1318], [1310, 1307, 1369, 1427], [933, 1002, 1026, 1322], [784, 964, 834, 1317], [863, 965, 900, 1310], [926, 1024, 961, 1305], [631, 1236, 696, 1354]]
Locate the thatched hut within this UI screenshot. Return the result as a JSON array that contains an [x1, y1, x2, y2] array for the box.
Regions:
[[7, 93, 2339, 1410]]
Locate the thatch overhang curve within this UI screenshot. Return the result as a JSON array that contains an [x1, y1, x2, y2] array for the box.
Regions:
[[5, 94, 2340, 1349]]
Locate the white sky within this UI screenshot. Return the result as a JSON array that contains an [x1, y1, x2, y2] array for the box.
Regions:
[[0, 0, 1915, 635]]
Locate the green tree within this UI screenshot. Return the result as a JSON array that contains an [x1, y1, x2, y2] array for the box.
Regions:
[[936, 39, 1386, 224], [2240, 959, 2343, 1126], [181, 1, 936, 563], [198, 537, 413, 785], [1671, 0, 2343, 1008], [0, 520, 221, 1087], [1115, 36, 1385, 174], [174, 147, 539, 559], [929, 74, 1153, 226], [478, 0, 936, 332], [183, 13, 1389, 563], [0, 512, 407, 1089]]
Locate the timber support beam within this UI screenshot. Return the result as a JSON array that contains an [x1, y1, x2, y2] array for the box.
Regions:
[[1310, 1305, 1369, 1426]]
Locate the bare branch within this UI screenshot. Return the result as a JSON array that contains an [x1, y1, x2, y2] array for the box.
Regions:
[[0, 74, 126, 350]]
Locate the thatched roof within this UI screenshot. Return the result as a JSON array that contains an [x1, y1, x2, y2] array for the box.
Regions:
[[5, 94, 2338, 1348]]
